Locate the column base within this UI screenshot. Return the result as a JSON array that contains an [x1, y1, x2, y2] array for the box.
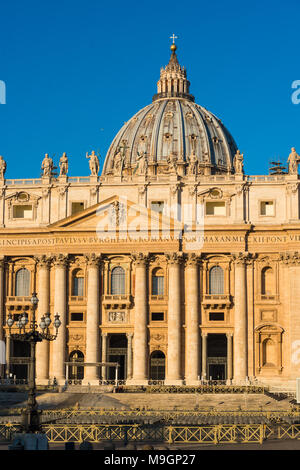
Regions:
[[232, 378, 249, 386], [185, 379, 201, 386], [36, 378, 50, 386], [55, 378, 67, 386], [82, 379, 99, 386], [164, 379, 184, 386], [126, 378, 148, 386]]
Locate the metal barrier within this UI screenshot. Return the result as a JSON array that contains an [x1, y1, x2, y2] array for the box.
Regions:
[[2, 422, 300, 444]]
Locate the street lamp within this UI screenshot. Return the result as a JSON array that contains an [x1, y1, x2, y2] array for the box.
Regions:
[[6, 292, 61, 433]]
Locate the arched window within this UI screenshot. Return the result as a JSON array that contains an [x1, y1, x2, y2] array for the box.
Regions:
[[111, 266, 125, 295], [72, 269, 84, 296], [209, 266, 224, 294], [261, 267, 274, 295], [149, 350, 165, 381], [15, 268, 30, 296], [152, 268, 164, 296]]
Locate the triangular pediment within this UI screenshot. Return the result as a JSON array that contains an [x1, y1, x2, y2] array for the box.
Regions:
[[49, 195, 187, 241]]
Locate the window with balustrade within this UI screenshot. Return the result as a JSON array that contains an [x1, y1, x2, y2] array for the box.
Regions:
[[111, 266, 125, 295], [72, 269, 84, 297], [152, 268, 164, 296], [15, 268, 30, 296], [209, 266, 224, 295]]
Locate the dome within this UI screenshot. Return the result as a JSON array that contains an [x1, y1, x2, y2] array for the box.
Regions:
[[102, 45, 239, 177]]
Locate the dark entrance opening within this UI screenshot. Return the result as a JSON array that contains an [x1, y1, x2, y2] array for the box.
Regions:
[[69, 350, 84, 380], [11, 340, 31, 379], [149, 350, 165, 380], [108, 334, 127, 380], [207, 334, 227, 380]]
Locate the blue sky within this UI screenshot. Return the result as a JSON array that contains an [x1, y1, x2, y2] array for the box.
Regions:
[[0, 0, 300, 178]]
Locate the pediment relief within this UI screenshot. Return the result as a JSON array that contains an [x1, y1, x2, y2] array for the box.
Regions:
[[49, 195, 185, 241], [5, 191, 41, 206]]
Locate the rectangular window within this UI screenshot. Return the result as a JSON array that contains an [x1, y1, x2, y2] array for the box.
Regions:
[[151, 312, 164, 321], [71, 202, 84, 215], [260, 201, 274, 216], [151, 201, 164, 214], [206, 201, 226, 216], [71, 312, 84, 322], [13, 205, 33, 219], [209, 312, 224, 321]]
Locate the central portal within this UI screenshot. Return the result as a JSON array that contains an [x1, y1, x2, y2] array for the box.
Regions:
[[207, 334, 227, 380], [107, 334, 127, 380]]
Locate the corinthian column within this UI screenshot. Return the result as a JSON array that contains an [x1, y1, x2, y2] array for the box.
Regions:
[[130, 253, 148, 385], [165, 252, 183, 385], [52, 254, 68, 385], [83, 253, 101, 385], [233, 253, 248, 383], [36, 255, 51, 385], [185, 254, 200, 385]]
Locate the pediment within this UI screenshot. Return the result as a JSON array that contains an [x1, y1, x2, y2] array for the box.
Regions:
[[49, 195, 185, 240]]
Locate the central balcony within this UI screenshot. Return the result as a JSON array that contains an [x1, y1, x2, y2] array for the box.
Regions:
[[202, 294, 232, 310], [102, 294, 132, 310]]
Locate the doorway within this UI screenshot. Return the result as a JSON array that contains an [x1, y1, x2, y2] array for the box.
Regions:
[[108, 334, 127, 380], [10, 340, 30, 380], [149, 350, 165, 381], [207, 334, 227, 380]]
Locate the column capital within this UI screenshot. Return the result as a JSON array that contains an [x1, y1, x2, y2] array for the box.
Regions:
[[52, 253, 68, 267], [279, 251, 300, 265], [131, 252, 149, 266], [84, 253, 102, 267], [101, 332, 108, 338], [0, 256, 5, 270], [126, 332, 134, 340], [232, 252, 253, 266], [185, 252, 201, 267], [34, 254, 52, 268], [166, 252, 184, 265]]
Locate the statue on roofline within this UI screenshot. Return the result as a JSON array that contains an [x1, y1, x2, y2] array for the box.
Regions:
[[86, 150, 100, 176], [288, 147, 300, 175], [233, 150, 244, 174], [0, 155, 6, 179], [59, 152, 68, 176], [41, 153, 54, 177]]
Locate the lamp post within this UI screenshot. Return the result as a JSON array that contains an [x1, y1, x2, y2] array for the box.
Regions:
[[6, 292, 61, 433]]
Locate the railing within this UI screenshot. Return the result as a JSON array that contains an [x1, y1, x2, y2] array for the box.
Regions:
[[4, 176, 91, 186], [0, 423, 273, 444], [0, 378, 28, 386], [5, 423, 300, 444]]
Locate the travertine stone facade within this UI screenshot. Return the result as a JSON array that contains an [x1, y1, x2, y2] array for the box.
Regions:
[[0, 44, 300, 389]]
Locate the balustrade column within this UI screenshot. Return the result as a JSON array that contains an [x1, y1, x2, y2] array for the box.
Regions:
[[52, 254, 68, 385], [233, 253, 248, 383], [131, 253, 148, 384], [36, 256, 51, 384], [185, 254, 200, 384], [83, 254, 101, 384], [166, 253, 183, 384]]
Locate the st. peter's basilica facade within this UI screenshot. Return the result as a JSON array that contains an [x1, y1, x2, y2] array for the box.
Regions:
[[0, 43, 300, 389]]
